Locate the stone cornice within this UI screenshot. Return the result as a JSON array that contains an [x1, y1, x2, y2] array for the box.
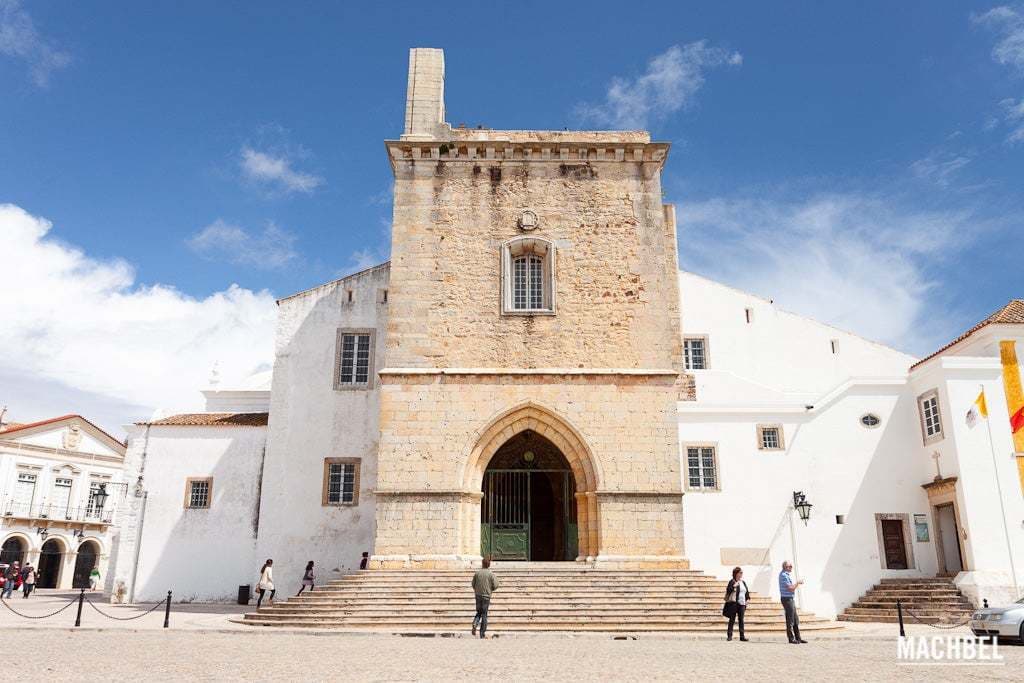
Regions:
[[0, 440, 124, 465], [379, 367, 678, 377], [921, 476, 958, 496], [385, 139, 670, 173]]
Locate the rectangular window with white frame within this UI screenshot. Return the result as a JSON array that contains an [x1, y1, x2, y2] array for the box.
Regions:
[[51, 477, 73, 517], [683, 336, 708, 370], [334, 329, 375, 390], [85, 481, 106, 519], [685, 444, 719, 491], [501, 237, 555, 314], [184, 477, 212, 509], [917, 390, 944, 444], [12, 472, 37, 514], [757, 424, 785, 451], [322, 458, 360, 505]]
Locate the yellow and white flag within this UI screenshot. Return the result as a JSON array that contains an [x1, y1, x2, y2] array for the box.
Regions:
[[966, 390, 988, 429]]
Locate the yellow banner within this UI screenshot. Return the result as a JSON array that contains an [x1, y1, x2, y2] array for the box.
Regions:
[[999, 340, 1024, 494]]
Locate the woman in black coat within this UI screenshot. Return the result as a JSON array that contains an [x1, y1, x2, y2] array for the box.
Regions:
[[723, 566, 750, 641]]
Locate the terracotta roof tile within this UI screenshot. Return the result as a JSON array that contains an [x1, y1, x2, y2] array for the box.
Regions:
[[911, 299, 1024, 370], [141, 412, 269, 427]]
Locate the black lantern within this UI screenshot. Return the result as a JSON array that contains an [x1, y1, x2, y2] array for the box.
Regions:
[[36, 527, 48, 540], [793, 491, 813, 525], [93, 483, 110, 511]]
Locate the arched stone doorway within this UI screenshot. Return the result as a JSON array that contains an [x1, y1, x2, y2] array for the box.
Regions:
[[73, 540, 99, 589], [482, 430, 578, 561], [461, 402, 601, 562], [37, 539, 64, 589], [0, 536, 26, 566]]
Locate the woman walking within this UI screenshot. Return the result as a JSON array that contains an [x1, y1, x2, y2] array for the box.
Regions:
[[256, 559, 275, 607], [296, 561, 315, 596], [89, 565, 101, 590], [724, 566, 750, 641], [21, 564, 35, 598]]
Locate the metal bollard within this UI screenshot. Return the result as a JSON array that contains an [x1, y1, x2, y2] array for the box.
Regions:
[[74, 589, 85, 627], [896, 599, 905, 638], [163, 590, 171, 628]]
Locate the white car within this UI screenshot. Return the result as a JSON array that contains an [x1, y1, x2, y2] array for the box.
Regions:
[[971, 598, 1024, 642]]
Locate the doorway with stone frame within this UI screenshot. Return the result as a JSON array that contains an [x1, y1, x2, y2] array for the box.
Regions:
[[480, 430, 578, 561]]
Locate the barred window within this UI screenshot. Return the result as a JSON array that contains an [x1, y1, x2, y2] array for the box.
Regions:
[[683, 337, 707, 370], [184, 478, 212, 509], [323, 458, 360, 505], [686, 445, 718, 491], [502, 238, 554, 314], [757, 424, 784, 451], [334, 330, 375, 390]]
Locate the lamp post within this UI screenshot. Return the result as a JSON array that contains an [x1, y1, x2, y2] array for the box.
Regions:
[[789, 491, 813, 609]]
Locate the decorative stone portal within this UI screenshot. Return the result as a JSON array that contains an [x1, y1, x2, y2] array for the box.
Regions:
[[481, 430, 578, 561]]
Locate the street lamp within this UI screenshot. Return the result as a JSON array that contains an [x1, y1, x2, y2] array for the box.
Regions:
[[92, 483, 110, 511], [36, 527, 48, 540], [793, 491, 813, 525]]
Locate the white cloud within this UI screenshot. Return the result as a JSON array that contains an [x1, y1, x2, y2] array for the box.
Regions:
[[340, 248, 387, 277], [678, 193, 977, 355], [0, 204, 277, 428], [973, 6, 1024, 142], [973, 5, 1024, 73], [0, 0, 71, 87], [909, 149, 973, 186], [576, 41, 742, 130], [187, 219, 298, 269], [239, 146, 324, 195]]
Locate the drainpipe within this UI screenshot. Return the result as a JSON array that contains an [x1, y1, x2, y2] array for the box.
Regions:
[[127, 425, 151, 604]]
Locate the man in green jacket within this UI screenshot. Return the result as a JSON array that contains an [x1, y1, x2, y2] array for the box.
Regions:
[[471, 557, 499, 638]]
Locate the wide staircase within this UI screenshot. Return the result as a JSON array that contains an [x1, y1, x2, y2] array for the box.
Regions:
[[838, 577, 974, 624], [242, 566, 839, 633]]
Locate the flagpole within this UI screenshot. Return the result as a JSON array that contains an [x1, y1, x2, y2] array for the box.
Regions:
[[981, 384, 1022, 600]]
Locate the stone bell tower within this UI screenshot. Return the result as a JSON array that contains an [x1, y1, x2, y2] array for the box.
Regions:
[[371, 48, 692, 569]]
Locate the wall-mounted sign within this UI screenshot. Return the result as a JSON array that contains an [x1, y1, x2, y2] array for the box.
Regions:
[[914, 513, 930, 542]]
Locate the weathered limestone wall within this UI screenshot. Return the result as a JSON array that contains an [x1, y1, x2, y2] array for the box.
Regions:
[[374, 139, 690, 567], [383, 151, 685, 372]]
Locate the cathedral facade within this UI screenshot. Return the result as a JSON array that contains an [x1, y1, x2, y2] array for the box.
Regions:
[[110, 49, 1024, 619]]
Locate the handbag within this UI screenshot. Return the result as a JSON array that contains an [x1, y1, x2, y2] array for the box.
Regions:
[[722, 601, 737, 618]]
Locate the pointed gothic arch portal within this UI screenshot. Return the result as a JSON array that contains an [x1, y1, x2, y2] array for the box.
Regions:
[[481, 430, 578, 561]]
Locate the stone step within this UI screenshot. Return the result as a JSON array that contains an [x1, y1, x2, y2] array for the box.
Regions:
[[240, 619, 841, 632], [244, 613, 832, 625], [257, 605, 813, 616], [285, 598, 783, 608], [837, 614, 970, 624]]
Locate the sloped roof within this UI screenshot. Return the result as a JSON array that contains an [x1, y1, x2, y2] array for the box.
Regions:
[[140, 412, 269, 427], [910, 299, 1024, 370], [0, 414, 126, 452]]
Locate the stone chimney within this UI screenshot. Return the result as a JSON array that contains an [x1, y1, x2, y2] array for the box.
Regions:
[[401, 48, 449, 140]]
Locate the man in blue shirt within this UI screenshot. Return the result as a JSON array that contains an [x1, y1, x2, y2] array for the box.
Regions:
[[779, 560, 807, 644]]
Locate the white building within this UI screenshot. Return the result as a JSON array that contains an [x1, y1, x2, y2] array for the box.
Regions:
[[0, 415, 129, 590], [112, 48, 1024, 616]]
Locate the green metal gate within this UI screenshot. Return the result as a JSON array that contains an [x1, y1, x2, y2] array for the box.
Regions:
[[481, 469, 577, 561]]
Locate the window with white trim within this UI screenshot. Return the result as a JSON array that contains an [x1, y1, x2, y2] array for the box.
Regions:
[[501, 238, 554, 313], [323, 458, 360, 505], [685, 445, 719, 491], [85, 482, 105, 518], [51, 477, 72, 516], [683, 337, 707, 370], [917, 390, 943, 444], [13, 473, 36, 513], [334, 329, 375, 389]]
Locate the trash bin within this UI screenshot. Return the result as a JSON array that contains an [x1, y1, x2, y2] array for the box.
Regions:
[[238, 584, 251, 605]]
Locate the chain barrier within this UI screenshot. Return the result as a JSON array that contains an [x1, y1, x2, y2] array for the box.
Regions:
[[902, 604, 974, 630], [0, 595, 78, 619], [84, 595, 165, 621]]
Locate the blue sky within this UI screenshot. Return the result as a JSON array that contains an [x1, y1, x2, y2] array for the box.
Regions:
[[1, 1, 1022, 431]]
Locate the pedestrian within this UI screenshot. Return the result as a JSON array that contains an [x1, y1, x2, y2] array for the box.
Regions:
[[21, 564, 35, 598], [296, 561, 315, 595], [3, 562, 20, 599], [89, 565, 101, 590], [256, 558, 275, 607], [723, 566, 749, 641], [471, 557, 499, 639], [779, 560, 806, 644], [359, 552, 369, 570]]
